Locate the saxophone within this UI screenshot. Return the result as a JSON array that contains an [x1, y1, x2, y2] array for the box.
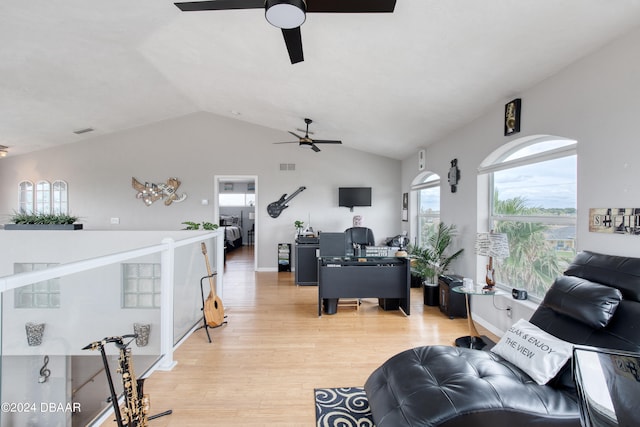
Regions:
[[116, 336, 150, 426], [83, 335, 149, 427]]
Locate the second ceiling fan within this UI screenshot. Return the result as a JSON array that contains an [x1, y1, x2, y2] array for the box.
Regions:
[[174, 0, 397, 64], [274, 118, 342, 152]]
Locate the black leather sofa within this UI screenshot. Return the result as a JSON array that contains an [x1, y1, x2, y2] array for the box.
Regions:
[[364, 251, 640, 427]]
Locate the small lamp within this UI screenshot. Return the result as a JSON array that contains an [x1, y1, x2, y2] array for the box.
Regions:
[[0, 145, 8, 158], [475, 231, 509, 289]]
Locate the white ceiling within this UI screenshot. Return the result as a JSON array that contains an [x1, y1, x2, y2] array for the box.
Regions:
[[2, 0, 640, 160]]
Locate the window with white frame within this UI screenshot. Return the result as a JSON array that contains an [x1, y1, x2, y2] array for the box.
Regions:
[[413, 172, 440, 247], [219, 193, 255, 207], [52, 180, 68, 215], [480, 137, 577, 299], [122, 263, 161, 308], [17, 179, 69, 215], [35, 180, 51, 215], [19, 181, 34, 214], [14, 263, 61, 308]]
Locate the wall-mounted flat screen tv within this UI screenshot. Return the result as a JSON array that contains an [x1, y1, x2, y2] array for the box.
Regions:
[[339, 187, 372, 209]]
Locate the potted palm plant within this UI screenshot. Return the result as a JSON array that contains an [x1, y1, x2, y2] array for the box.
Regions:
[[410, 222, 464, 305]]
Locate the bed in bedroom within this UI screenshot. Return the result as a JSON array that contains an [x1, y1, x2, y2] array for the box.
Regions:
[[219, 215, 243, 252]]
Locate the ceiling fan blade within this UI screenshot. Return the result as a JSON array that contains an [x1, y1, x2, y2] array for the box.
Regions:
[[306, 0, 396, 13], [288, 131, 304, 139], [273, 141, 299, 144], [281, 27, 304, 64], [310, 144, 321, 152], [311, 140, 343, 144], [174, 0, 264, 11]]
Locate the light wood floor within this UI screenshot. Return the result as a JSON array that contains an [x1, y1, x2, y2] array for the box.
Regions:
[[108, 246, 495, 426]]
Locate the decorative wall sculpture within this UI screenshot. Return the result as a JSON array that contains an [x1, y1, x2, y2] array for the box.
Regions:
[[589, 208, 640, 235], [132, 177, 187, 206]]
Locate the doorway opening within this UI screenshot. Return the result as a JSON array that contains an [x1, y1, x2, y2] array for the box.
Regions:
[[214, 175, 258, 271]]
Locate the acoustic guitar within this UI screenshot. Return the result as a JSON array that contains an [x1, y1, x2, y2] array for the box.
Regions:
[[201, 242, 225, 327], [267, 186, 306, 218]]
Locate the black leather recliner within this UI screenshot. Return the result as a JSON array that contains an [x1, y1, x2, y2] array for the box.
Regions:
[[364, 251, 640, 427]]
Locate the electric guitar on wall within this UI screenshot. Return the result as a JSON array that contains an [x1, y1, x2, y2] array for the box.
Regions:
[[201, 242, 225, 327], [267, 186, 306, 218]]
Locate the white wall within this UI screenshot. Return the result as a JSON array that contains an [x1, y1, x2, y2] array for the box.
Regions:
[[0, 113, 402, 270], [402, 25, 640, 334], [4, 25, 640, 334]]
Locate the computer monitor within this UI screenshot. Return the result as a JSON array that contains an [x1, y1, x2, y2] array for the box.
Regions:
[[319, 232, 346, 257]]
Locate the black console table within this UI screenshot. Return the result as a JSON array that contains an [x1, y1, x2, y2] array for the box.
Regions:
[[317, 256, 410, 316]]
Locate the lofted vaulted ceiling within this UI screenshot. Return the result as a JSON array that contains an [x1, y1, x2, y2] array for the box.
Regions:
[[2, 1, 640, 160]]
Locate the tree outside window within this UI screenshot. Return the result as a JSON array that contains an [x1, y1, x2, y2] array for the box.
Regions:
[[415, 173, 440, 247], [486, 138, 577, 299]]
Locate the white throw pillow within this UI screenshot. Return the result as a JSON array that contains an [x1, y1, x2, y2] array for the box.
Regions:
[[490, 318, 573, 385]]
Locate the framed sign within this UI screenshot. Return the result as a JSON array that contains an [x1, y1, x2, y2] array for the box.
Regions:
[[590, 208, 640, 235], [504, 98, 521, 136]]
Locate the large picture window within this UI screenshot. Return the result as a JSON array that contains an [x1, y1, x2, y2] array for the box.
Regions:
[[481, 137, 577, 299], [413, 173, 440, 247]]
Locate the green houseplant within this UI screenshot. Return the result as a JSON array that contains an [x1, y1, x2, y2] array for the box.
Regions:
[[4, 212, 82, 230], [410, 222, 464, 286], [182, 221, 219, 230]]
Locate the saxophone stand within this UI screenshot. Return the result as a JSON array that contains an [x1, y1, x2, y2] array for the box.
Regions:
[[93, 342, 126, 427], [196, 273, 227, 343]]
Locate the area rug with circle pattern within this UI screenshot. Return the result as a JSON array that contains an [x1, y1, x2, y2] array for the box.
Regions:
[[314, 387, 374, 427]]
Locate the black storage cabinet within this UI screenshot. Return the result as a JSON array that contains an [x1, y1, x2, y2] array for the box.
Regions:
[[295, 241, 319, 285], [438, 274, 467, 318]]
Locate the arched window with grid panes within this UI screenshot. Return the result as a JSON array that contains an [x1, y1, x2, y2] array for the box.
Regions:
[[19, 180, 34, 214], [35, 180, 51, 215], [52, 180, 68, 215]]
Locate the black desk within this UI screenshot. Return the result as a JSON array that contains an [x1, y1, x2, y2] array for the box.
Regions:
[[317, 256, 410, 316]]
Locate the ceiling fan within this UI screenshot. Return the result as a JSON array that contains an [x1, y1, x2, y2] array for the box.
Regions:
[[173, 0, 397, 64], [274, 118, 342, 152]]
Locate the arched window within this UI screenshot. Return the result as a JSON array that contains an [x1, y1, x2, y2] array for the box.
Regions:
[[412, 172, 440, 247], [35, 180, 51, 215], [18, 178, 71, 216], [52, 180, 68, 215], [479, 136, 577, 299], [19, 181, 34, 214]]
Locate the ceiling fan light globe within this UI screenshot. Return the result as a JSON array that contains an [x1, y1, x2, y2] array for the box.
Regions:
[[265, 0, 306, 29]]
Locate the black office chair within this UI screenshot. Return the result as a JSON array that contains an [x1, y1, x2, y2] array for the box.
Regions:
[[345, 227, 375, 255], [344, 227, 375, 307]]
